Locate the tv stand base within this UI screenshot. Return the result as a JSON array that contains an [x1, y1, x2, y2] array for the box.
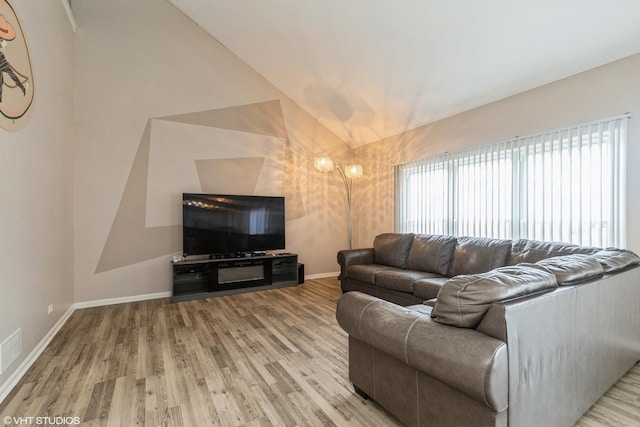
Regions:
[[171, 253, 298, 302]]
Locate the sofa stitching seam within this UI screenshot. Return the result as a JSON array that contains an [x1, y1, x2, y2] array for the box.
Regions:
[[358, 300, 377, 339], [489, 246, 496, 270], [455, 276, 489, 324], [404, 317, 421, 365], [435, 244, 442, 275]]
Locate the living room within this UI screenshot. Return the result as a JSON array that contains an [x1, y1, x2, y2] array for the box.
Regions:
[[1, 0, 639, 425]]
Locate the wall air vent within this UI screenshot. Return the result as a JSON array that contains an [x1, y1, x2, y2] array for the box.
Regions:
[[1, 329, 22, 374]]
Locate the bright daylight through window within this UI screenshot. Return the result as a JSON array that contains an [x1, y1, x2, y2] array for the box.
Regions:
[[394, 115, 630, 248]]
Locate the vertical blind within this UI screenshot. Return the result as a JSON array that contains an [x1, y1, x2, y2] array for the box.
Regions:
[[394, 114, 630, 248]]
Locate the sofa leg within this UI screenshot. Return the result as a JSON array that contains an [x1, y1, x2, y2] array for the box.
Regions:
[[354, 384, 369, 400]]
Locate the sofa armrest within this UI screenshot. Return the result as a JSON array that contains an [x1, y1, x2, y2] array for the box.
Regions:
[[337, 248, 375, 279], [336, 291, 508, 411]]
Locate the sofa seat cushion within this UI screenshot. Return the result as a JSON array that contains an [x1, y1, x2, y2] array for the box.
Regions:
[[432, 265, 557, 328], [529, 254, 603, 285], [414, 277, 449, 300], [406, 304, 434, 316], [590, 248, 640, 273], [375, 270, 442, 293], [509, 239, 599, 265], [406, 234, 457, 275], [373, 233, 415, 268], [448, 237, 512, 277], [346, 264, 395, 285]]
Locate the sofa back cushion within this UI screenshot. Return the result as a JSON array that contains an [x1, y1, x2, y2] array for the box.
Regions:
[[529, 254, 603, 285], [373, 233, 414, 268], [589, 248, 640, 273], [432, 266, 557, 328], [448, 237, 512, 277], [406, 234, 457, 275], [508, 239, 599, 265]]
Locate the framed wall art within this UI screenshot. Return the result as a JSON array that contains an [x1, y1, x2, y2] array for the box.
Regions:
[[0, 0, 34, 131]]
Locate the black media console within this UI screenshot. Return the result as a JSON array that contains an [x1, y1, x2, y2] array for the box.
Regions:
[[171, 253, 298, 302]]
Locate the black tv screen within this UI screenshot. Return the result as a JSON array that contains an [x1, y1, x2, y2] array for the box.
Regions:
[[182, 193, 286, 257]]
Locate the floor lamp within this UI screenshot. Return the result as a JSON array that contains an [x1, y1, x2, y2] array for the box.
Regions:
[[314, 156, 363, 249]]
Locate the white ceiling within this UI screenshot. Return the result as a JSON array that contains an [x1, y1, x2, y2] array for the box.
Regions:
[[167, 0, 640, 147]]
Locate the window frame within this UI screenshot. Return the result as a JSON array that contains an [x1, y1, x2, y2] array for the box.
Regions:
[[394, 115, 629, 248]]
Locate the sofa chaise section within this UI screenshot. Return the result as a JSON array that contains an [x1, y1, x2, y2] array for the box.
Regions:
[[336, 237, 640, 426], [338, 292, 510, 426]]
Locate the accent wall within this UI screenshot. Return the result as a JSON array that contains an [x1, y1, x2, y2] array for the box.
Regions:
[[73, 0, 352, 303]]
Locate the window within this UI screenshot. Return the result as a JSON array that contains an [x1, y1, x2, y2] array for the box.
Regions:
[[394, 115, 629, 247]]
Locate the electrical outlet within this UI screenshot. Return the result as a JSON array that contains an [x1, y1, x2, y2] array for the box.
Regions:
[[48, 304, 53, 315]]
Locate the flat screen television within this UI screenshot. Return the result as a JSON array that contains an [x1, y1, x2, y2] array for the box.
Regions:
[[182, 193, 286, 257]]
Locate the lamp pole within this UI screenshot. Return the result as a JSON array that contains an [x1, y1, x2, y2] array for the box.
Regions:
[[314, 156, 362, 250], [335, 165, 354, 249]]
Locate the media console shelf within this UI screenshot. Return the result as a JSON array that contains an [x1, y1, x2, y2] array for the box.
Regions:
[[171, 253, 298, 302]]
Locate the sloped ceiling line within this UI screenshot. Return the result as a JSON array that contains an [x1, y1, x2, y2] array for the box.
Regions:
[[167, 0, 640, 147]]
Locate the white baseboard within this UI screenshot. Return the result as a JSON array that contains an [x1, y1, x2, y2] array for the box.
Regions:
[[74, 291, 172, 309], [0, 305, 75, 404]]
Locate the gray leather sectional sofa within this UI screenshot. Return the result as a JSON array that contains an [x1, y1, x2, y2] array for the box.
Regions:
[[336, 233, 640, 426]]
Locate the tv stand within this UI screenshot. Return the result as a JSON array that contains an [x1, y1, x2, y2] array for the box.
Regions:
[[171, 253, 298, 302]]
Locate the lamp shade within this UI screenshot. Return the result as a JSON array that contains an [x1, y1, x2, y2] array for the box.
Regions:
[[344, 164, 363, 178], [314, 156, 334, 172]]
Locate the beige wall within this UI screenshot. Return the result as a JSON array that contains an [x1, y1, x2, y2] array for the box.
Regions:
[[353, 53, 640, 253], [73, 0, 352, 303], [0, 0, 74, 385]]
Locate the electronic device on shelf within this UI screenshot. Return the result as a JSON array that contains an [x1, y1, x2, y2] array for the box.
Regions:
[[182, 193, 286, 259], [174, 193, 297, 302]]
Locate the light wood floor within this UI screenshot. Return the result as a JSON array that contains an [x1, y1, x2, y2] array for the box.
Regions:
[[0, 278, 638, 426]]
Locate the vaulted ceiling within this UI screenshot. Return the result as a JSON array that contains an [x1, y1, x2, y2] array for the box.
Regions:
[[167, 0, 640, 147]]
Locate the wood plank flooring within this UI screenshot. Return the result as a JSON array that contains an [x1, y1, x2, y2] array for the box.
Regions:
[[0, 277, 638, 426]]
